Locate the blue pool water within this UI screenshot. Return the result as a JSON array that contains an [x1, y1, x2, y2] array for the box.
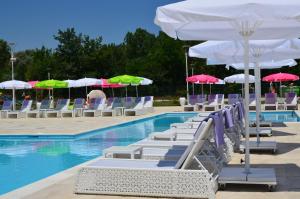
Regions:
[[0, 113, 195, 195], [249, 111, 300, 122]]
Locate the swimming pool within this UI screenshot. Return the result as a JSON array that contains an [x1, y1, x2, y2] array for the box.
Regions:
[[0, 113, 195, 195], [249, 111, 300, 122]]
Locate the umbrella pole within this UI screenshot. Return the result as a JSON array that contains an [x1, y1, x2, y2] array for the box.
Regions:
[[209, 84, 212, 94], [85, 86, 88, 97], [111, 88, 114, 98], [125, 87, 127, 98], [254, 62, 261, 144], [243, 35, 251, 174], [201, 83, 204, 96], [184, 49, 189, 104], [280, 81, 282, 97], [136, 86, 138, 97], [12, 88, 15, 111], [69, 88, 71, 99]]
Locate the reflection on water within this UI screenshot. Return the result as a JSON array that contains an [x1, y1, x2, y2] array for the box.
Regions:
[[249, 111, 299, 122], [0, 113, 194, 195]]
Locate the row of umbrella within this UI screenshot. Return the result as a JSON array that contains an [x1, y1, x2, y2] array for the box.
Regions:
[[186, 73, 299, 96], [0, 75, 153, 110]]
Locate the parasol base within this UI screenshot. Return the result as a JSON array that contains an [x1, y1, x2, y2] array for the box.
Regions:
[[219, 167, 277, 191], [240, 141, 277, 153]]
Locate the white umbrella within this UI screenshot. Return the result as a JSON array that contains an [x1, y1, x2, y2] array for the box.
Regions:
[[226, 59, 297, 70], [74, 78, 102, 96], [189, 39, 300, 64], [0, 80, 32, 111], [64, 79, 78, 99], [0, 80, 32, 89], [155, 0, 300, 176], [132, 77, 153, 97], [224, 74, 255, 84]]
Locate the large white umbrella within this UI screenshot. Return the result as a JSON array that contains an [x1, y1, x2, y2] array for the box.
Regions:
[[226, 59, 297, 70], [189, 39, 300, 64], [155, 0, 300, 177], [0, 80, 32, 111], [74, 78, 102, 96]]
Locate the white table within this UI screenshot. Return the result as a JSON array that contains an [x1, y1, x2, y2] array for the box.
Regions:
[[104, 146, 143, 159]]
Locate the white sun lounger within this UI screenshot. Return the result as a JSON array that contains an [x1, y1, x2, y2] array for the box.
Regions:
[[75, 119, 216, 198], [83, 98, 106, 117], [0, 100, 13, 118], [203, 94, 219, 112], [61, 98, 86, 117], [144, 96, 154, 112], [45, 99, 70, 118], [6, 100, 33, 119], [124, 97, 146, 116], [26, 99, 51, 118]]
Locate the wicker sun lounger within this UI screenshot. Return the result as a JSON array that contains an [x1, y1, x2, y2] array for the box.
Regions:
[[75, 119, 216, 199]]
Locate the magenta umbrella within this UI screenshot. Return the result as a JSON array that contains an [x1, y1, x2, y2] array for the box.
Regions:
[[263, 73, 299, 97], [186, 74, 219, 95]]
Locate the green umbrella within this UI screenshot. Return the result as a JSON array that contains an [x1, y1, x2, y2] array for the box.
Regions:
[[35, 80, 68, 99], [108, 75, 143, 97], [35, 79, 68, 89]]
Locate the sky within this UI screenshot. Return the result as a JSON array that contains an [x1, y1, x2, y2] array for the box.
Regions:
[[0, 0, 180, 51]]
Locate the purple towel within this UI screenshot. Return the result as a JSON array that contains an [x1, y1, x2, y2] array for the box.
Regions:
[[224, 108, 234, 129], [209, 112, 225, 148], [237, 102, 244, 121]]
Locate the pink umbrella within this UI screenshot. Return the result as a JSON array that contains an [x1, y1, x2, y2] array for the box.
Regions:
[[186, 74, 219, 95], [262, 73, 299, 82], [263, 73, 299, 97], [96, 79, 125, 97], [186, 74, 218, 84]]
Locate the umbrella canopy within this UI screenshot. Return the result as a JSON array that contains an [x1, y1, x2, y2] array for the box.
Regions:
[[74, 78, 102, 87], [189, 39, 300, 64], [108, 75, 143, 85], [186, 74, 218, 84], [64, 80, 78, 88], [227, 59, 297, 70], [155, 0, 300, 41], [35, 80, 68, 89], [100, 79, 124, 88], [224, 74, 255, 84], [0, 80, 32, 89], [262, 73, 300, 82], [139, 77, 153, 86]]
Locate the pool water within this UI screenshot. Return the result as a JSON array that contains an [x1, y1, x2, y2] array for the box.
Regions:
[[249, 111, 300, 122], [0, 113, 195, 195]]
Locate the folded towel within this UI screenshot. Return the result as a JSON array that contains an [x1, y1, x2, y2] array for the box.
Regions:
[[208, 111, 225, 148], [224, 108, 234, 128]]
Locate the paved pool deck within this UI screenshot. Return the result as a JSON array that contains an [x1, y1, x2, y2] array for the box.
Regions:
[[1, 106, 300, 199]]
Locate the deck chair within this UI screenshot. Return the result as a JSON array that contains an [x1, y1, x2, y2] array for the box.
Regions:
[[203, 94, 218, 111], [143, 96, 154, 112], [45, 99, 70, 118], [228, 94, 240, 105], [0, 100, 13, 118], [217, 94, 225, 109], [249, 93, 256, 111], [124, 97, 146, 116], [284, 92, 297, 110], [6, 100, 33, 119], [75, 119, 216, 199], [101, 98, 122, 116], [26, 99, 51, 118], [183, 95, 198, 111], [83, 98, 105, 117], [195, 94, 206, 111], [264, 93, 278, 110], [61, 98, 85, 117]]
